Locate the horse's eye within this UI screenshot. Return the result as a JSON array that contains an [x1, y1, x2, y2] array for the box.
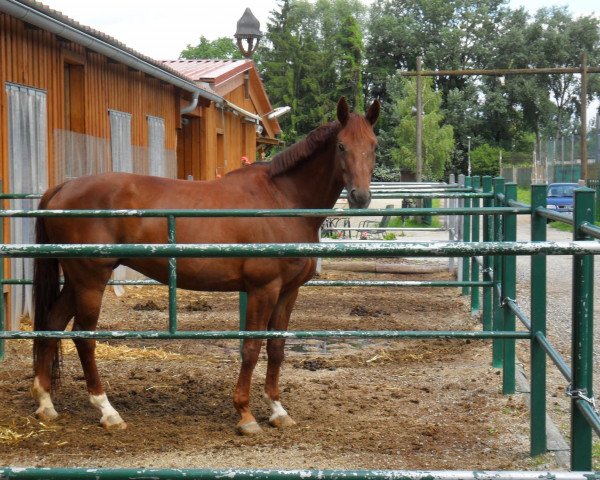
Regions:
[[338, 143, 345, 152]]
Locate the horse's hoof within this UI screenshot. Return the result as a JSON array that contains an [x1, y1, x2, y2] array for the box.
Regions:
[[270, 414, 296, 429], [35, 407, 58, 422], [101, 414, 127, 430], [237, 421, 263, 436]]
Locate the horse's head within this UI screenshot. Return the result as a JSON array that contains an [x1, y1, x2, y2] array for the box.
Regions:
[[335, 97, 380, 209]]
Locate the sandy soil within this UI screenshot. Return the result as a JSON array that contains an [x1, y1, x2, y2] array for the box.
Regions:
[[0, 263, 559, 470]]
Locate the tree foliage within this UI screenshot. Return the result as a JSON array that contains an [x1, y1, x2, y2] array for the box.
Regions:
[[388, 77, 454, 180], [259, 0, 366, 143], [179, 0, 600, 177], [180, 36, 242, 60]]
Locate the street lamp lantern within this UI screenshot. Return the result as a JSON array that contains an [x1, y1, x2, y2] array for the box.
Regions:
[[467, 136, 471, 177], [234, 8, 262, 58]]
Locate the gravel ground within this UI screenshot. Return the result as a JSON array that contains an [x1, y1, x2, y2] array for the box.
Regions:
[[514, 215, 600, 456], [344, 198, 600, 464]]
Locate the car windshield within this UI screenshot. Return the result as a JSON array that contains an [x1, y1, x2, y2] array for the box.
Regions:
[[547, 185, 576, 197]]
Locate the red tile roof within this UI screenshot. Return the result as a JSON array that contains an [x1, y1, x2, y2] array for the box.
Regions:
[[162, 59, 253, 87]]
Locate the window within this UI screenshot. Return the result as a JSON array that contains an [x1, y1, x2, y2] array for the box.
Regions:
[[5, 83, 49, 327], [109, 109, 133, 172], [147, 115, 165, 177]]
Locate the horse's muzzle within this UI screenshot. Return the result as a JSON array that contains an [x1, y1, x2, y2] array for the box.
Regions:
[[348, 188, 372, 209]]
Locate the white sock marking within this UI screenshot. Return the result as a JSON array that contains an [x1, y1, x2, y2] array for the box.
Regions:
[[89, 393, 124, 426], [32, 376, 58, 418], [263, 393, 288, 422]]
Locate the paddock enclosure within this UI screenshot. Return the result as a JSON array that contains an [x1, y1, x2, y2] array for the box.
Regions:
[[1, 178, 600, 478], [0, 269, 538, 470]]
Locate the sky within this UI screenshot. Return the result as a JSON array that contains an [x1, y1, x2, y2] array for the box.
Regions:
[[40, 0, 599, 61]]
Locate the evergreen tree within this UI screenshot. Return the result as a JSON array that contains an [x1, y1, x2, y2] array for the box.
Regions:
[[260, 0, 366, 143], [336, 15, 365, 112], [389, 76, 454, 180]]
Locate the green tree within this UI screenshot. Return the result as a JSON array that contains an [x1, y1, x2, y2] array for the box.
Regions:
[[365, 0, 511, 102], [470, 144, 502, 177], [336, 15, 364, 112], [260, 0, 366, 143], [180, 36, 243, 60], [389, 77, 454, 180]]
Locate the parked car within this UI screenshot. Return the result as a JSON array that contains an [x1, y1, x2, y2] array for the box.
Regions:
[[546, 182, 579, 213]]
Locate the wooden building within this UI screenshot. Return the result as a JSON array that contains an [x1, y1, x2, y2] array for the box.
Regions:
[[0, 0, 281, 327], [164, 59, 282, 180]]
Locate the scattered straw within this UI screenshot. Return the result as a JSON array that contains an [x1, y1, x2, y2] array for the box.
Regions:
[[0, 417, 60, 445], [62, 342, 186, 361]]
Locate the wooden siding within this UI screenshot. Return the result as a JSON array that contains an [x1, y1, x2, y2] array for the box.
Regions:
[[0, 12, 181, 187]]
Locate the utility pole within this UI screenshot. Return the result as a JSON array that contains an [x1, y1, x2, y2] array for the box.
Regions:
[[580, 52, 588, 181], [415, 56, 423, 182]]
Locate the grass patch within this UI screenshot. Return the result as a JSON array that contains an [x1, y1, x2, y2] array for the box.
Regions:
[[517, 187, 531, 205], [548, 221, 573, 232], [388, 198, 442, 228], [548, 220, 600, 232]]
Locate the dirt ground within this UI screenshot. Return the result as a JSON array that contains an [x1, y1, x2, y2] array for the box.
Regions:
[[0, 261, 559, 471]]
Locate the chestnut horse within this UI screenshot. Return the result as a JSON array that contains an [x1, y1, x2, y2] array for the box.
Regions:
[[32, 97, 379, 435]]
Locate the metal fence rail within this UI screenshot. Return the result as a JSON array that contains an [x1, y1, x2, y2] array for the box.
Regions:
[[1, 178, 599, 475], [0, 467, 598, 480]]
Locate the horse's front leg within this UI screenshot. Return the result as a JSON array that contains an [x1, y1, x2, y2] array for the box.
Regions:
[[64, 262, 127, 430], [263, 288, 299, 429], [234, 285, 279, 435], [73, 285, 127, 430]]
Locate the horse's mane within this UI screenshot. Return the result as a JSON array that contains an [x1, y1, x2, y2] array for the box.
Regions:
[[269, 122, 342, 177]]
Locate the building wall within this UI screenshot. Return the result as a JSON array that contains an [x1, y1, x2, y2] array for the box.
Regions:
[[0, 12, 181, 187], [179, 84, 259, 181]]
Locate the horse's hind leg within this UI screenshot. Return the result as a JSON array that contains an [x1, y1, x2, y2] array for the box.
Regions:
[[263, 288, 299, 429], [71, 269, 127, 430], [32, 282, 76, 421]]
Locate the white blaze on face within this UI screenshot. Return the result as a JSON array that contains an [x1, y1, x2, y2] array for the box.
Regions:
[[32, 376, 58, 419], [89, 393, 124, 427], [263, 393, 289, 422]]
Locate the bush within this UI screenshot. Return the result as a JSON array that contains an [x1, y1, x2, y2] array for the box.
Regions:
[[470, 144, 502, 177], [373, 163, 402, 182]]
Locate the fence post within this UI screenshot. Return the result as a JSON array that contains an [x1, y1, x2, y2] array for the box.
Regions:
[[481, 176, 493, 331], [492, 177, 505, 368], [167, 216, 178, 334], [570, 187, 595, 470], [462, 176, 472, 296], [470, 176, 481, 315], [502, 183, 517, 394], [530, 184, 548, 457], [239, 292, 248, 354], [448, 174, 456, 273], [457, 175, 465, 282]]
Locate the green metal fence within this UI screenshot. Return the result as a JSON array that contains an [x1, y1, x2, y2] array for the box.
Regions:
[[1, 178, 599, 477]]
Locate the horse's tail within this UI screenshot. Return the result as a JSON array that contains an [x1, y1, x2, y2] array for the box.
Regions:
[[33, 185, 63, 389]]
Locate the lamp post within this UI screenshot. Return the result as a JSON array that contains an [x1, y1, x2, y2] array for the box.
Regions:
[[467, 136, 471, 176], [234, 8, 263, 58]]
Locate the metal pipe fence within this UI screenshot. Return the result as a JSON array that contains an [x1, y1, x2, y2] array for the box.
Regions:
[[0, 178, 599, 475]]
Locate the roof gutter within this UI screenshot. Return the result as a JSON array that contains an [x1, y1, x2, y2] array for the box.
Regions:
[[0, 0, 223, 111]]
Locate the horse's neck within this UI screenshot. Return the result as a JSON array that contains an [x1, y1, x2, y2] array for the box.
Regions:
[[273, 145, 343, 210]]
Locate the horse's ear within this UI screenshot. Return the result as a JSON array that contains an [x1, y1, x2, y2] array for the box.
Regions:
[[365, 99, 380, 126], [337, 97, 349, 126]]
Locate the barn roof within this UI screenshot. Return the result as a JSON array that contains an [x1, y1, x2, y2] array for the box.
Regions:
[[162, 60, 253, 88], [164, 59, 281, 136], [4, 0, 219, 100], [4, 0, 281, 135]]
